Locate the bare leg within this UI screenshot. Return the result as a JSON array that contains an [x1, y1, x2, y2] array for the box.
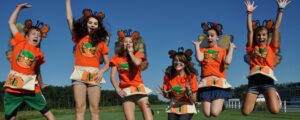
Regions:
[[264, 89, 281, 114], [73, 84, 87, 120], [242, 92, 258, 116], [43, 111, 56, 120], [137, 98, 153, 120], [87, 86, 101, 120], [123, 101, 136, 120], [211, 99, 225, 117], [201, 100, 211, 117]]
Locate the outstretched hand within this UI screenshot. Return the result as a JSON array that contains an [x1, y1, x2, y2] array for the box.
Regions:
[[156, 85, 169, 97], [277, 0, 291, 8], [229, 42, 236, 49], [185, 84, 193, 98], [245, 0, 257, 12], [192, 41, 202, 47], [17, 3, 32, 9]]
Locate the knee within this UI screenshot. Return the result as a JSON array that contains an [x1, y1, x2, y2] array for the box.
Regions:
[[89, 105, 100, 114], [211, 110, 221, 117], [242, 110, 251, 116], [203, 112, 211, 118], [269, 108, 280, 114], [75, 104, 86, 113]]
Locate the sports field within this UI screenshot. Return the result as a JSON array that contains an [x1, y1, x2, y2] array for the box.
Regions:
[[1, 105, 299, 120]]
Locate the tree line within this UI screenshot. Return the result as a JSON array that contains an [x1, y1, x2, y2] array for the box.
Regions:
[[0, 81, 165, 111], [1, 81, 298, 111]]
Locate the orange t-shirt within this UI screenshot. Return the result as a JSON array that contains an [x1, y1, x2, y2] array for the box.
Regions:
[[200, 46, 227, 78], [73, 35, 109, 68], [110, 52, 146, 89], [163, 74, 198, 101], [6, 32, 45, 94], [246, 42, 279, 70]]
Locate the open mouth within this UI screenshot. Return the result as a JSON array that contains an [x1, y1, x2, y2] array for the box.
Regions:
[[89, 28, 95, 32], [33, 39, 38, 43], [207, 40, 213, 44], [258, 39, 266, 45]]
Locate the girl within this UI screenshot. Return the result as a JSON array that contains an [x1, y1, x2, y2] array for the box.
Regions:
[[66, 0, 110, 119], [193, 22, 235, 117], [242, 0, 290, 115], [110, 30, 153, 120], [4, 3, 55, 120], [158, 48, 198, 120]]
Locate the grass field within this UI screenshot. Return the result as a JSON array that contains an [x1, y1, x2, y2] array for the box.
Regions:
[[1, 105, 300, 120]]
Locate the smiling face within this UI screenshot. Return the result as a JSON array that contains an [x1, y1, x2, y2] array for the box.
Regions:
[[173, 55, 186, 72], [25, 29, 41, 46], [206, 29, 219, 47], [255, 28, 268, 46], [87, 17, 99, 34]]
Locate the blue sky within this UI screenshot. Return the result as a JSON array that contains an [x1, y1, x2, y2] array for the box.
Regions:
[[0, 0, 299, 94]]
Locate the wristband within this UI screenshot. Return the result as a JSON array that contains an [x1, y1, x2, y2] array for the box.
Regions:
[[279, 6, 285, 9]]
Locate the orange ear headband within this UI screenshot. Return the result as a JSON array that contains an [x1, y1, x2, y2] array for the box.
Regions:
[[252, 19, 274, 31], [82, 8, 105, 22], [201, 22, 223, 35], [24, 19, 50, 38], [168, 47, 193, 61], [117, 29, 140, 42]]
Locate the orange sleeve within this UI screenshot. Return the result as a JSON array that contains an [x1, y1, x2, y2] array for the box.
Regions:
[[190, 75, 198, 93], [245, 44, 253, 55], [200, 48, 205, 53], [72, 35, 79, 44], [109, 55, 117, 66], [37, 51, 46, 66], [163, 74, 170, 91], [270, 39, 280, 52], [11, 32, 25, 46], [100, 42, 109, 55], [135, 52, 147, 62]]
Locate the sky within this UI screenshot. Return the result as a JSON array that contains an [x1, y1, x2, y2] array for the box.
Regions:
[[0, 0, 299, 96]]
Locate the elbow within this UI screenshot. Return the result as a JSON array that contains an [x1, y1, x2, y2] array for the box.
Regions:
[[8, 21, 14, 26], [135, 61, 142, 67]]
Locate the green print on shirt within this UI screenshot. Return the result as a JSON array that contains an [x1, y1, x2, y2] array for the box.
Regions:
[[17, 50, 35, 68], [81, 42, 97, 57], [204, 49, 219, 60]]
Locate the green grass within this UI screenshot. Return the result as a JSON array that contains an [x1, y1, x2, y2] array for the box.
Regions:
[[1, 105, 300, 120]]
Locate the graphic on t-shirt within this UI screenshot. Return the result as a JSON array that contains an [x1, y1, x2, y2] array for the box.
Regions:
[[17, 50, 35, 68], [171, 85, 185, 100], [204, 49, 219, 60], [81, 42, 97, 57], [253, 47, 268, 59], [119, 62, 129, 72]]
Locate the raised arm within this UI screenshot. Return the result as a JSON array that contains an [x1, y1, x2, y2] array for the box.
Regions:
[[66, 0, 74, 35], [224, 42, 236, 64], [8, 3, 31, 36], [245, 0, 257, 47], [192, 41, 204, 62], [273, 0, 291, 46]]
